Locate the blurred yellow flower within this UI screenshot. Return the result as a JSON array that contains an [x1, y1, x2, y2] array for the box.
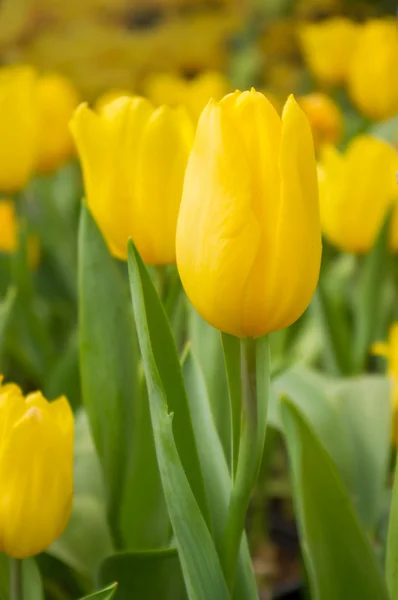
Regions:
[[143, 71, 230, 120], [176, 90, 321, 338], [299, 17, 360, 86], [95, 88, 133, 113], [319, 135, 398, 253], [372, 324, 398, 446], [0, 379, 73, 558], [36, 73, 80, 174], [70, 96, 194, 263], [348, 19, 398, 121], [0, 65, 38, 192], [0, 200, 17, 254], [298, 92, 342, 147]]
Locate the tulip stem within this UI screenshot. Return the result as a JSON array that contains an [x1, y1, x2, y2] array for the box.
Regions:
[[9, 558, 23, 600], [221, 335, 270, 595], [221, 333, 242, 477]]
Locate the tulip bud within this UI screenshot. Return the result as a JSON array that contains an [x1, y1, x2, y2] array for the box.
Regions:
[[36, 73, 80, 174], [372, 323, 398, 446], [176, 90, 322, 338], [319, 135, 398, 253], [0, 381, 73, 558], [70, 96, 194, 263], [347, 19, 398, 121], [298, 93, 342, 148], [0, 66, 38, 192], [143, 71, 230, 121], [299, 18, 360, 86]]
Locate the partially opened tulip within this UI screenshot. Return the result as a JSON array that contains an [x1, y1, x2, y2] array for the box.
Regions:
[[36, 73, 80, 174], [70, 96, 194, 263], [0, 66, 38, 192], [319, 135, 398, 253], [0, 379, 73, 558], [348, 19, 398, 121], [176, 90, 322, 338], [298, 93, 342, 148], [299, 18, 360, 86], [372, 324, 398, 446]]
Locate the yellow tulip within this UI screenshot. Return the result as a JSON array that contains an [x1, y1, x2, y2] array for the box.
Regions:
[[0, 200, 17, 254], [348, 19, 398, 121], [298, 93, 342, 147], [0, 66, 38, 193], [176, 90, 322, 338], [36, 73, 80, 174], [70, 96, 194, 263], [299, 18, 360, 86], [372, 324, 398, 446], [95, 89, 133, 113], [143, 71, 230, 121], [319, 135, 398, 253], [0, 379, 73, 558]]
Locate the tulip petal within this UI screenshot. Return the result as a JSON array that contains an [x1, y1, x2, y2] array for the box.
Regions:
[[177, 100, 261, 337], [265, 95, 321, 331], [133, 106, 194, 264]]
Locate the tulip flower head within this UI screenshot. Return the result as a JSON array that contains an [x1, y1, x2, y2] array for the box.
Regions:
[[0, 65, 38, 192], [36, 73, 80, 174], [348, 19, 398, 121], [372, 324, 398, 446], [0, 379, 73, 558], [319, 135, 398, 253], [70, 96, 194, 263], [299, 18, 360, 86], [176, 89, 322, 338]]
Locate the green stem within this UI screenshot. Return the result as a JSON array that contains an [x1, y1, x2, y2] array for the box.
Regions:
[[221, 333, 242, 477], [221, 335, 270, 594], [9, 558, 23, 600]]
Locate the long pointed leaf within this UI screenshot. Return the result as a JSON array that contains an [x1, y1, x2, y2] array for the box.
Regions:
[[128, 241, 228, 600], [281, 398, 388, 600]]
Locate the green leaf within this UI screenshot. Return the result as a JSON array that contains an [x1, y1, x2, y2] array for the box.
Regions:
[[386, 453, 398, 599], [127, 240, 210, 528], [79, 204, 147, 548], [353, 210, 391, 373], [0, 555, 43, 600], [0, 287, 16, 347], [281, 399, 389, 600], [182, 350, 258, 600], [80, 583, 117, 600], [128, 241, 229, 600], [313, 278, 353, 375], [272, 367, 391, 533], [188, 308, 230, 460], [48, 411, 113, 580], [98, 549, 187, 600]]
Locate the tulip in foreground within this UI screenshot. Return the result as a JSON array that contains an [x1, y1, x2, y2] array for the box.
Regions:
[[176, 90, 322, 338], [0, 379, 73, 558], [70, 96, 194, 263], [319, 135, 398, 253]]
